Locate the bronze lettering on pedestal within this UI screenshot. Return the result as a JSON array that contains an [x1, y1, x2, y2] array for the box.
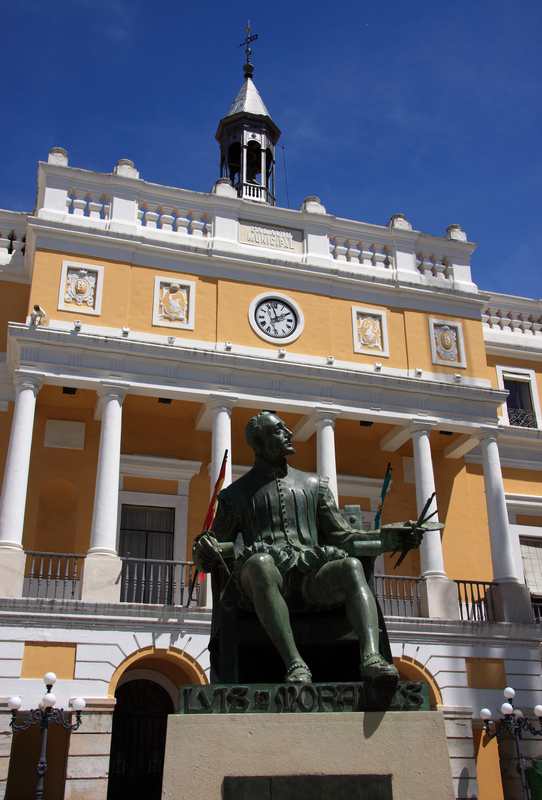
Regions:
[[180, 681, 428, 714]]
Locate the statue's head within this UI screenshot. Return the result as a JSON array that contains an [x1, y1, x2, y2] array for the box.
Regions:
[[245, 411, 296, 462]]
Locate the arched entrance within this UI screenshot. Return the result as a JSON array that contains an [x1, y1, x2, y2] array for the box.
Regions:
[[107, 679, 173, 800]]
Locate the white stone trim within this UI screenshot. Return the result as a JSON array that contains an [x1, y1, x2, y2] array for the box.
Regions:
[[119, 454, 201, 493], [57, 261, 104, 316], [248, 292, 304, 345], [506, 493, 542, 519], [44, 419, 86, 449], [351, 306, 390, 357], [496, 364, 541, 429], [429, 318, 466, 369], [152, 276, 196, 331]]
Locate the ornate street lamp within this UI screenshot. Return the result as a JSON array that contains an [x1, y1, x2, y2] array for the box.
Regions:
[[8, 672, 86, 800], [481, 686, 542, 800]]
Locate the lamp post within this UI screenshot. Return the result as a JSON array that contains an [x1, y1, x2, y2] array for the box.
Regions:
[[8, 671, 86, 800], [480, 686, 542, 800]]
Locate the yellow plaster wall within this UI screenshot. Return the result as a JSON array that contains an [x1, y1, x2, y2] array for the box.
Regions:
[[465, 658, 507, 690], [20, 642, 76, 680], [123, 476, 178, 495], [128, 265, 217, 341], [22, 387, 100, 554], [29, 249, 491, 374], [403, 310, 488, 378], [502, 467, 542, 497], [30, 250, 132, 329], [473, 729, 505, 800], [516, 515, 542, 527], [0, 406, 11, 488], [0, 280, 30, 351]]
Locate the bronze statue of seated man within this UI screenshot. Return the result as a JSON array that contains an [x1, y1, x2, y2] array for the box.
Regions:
[[194, 411, 433, 686]]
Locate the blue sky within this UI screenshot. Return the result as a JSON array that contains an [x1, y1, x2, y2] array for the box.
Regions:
[[1, 0, 540, 298]]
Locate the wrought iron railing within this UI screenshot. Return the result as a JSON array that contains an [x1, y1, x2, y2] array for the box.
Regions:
[[375, 574, 421, 617], [508, 408, 537, 428], [24, 552, 85, 600], [120, 558, 199, 606], [455, 580, 497, 621]]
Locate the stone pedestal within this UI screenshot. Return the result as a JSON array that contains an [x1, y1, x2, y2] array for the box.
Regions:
[[0, 548, 25, 597], [162, 711, 455, 800], [80, 554, 122, 603], [419, 576, 460, 620], [493, 582, 533, 623]]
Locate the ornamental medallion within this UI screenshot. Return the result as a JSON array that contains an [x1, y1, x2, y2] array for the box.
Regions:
[[65, 269, 97, 308]]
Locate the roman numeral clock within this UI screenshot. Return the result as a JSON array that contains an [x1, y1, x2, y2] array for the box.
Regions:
[[248, 292, 305, 345]]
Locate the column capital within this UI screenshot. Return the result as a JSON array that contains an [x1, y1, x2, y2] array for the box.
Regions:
[[476, 426, 501, 443], [207, 394, 238, 413], [13, 371, 44, 394], [407, 419, 437, 436], [97, 381, 130, 402], [312, 407, 341, 426]]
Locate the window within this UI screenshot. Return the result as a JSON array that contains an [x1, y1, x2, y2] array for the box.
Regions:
[[520, 539, 542, 595], [119, 505, 175, 604], [496, 366, 541, 429], [503, 379, 537, 428]]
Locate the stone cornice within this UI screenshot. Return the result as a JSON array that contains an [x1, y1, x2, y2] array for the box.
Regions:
[[26, 216, 486, 318], [7, 322, 507, 430]]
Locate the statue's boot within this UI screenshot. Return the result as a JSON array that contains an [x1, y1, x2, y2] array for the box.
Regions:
[[284, 661, 312, 684], [360, 653, 399, 689]]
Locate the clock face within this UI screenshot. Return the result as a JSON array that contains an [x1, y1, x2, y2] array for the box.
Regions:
[[254, 298, 297, 339]]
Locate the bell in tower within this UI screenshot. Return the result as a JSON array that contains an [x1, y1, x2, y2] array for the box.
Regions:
[[215, 26, 281, 205]]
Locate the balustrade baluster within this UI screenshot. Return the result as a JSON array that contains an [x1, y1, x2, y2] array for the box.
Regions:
[[28, 554, 36, 596], [54, 556, 61, 599], [70, 557, 78, 599]]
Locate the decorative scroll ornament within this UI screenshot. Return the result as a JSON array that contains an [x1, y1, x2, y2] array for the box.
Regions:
[[434, 325, 458, 361], [357, 315, 382, 351], [64, 269, 97, 308], [159, 283, 188, 323]]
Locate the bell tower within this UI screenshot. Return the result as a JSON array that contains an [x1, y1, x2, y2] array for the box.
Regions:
[[216, 26, 281, 205]]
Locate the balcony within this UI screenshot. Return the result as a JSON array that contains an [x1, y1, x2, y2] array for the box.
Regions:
[[18, 554, 526, 625], [24, 551, 85, 600], [120, 557, 199, 606]]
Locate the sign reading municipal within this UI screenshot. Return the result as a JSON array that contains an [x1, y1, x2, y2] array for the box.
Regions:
[[239, 220, 303, 253]]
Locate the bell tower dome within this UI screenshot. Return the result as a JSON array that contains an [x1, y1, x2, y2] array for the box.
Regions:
[[215, 27, 281, 205]]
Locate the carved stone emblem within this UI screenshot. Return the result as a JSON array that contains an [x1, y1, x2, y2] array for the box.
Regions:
[[434, 325, 458, 361], [153, 277, 196, 330], [352, 307, 389, 357], [159, 283, 188, 322], [357, 315, 382, 350], [65, 269, 97, 308]]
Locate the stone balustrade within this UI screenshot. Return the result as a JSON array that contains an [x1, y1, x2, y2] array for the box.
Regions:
[[329, 236, 393, 269], [482, 302, 542, 336], [33, 152, 479, 293]]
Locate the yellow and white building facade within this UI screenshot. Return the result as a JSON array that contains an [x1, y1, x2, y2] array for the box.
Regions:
[[0, 74, 541, 800]]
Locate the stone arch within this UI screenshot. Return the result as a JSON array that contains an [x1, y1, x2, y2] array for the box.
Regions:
[[108, 645, 207, 699], [393, 655, 443, 707], [34, 479, 78, 553]]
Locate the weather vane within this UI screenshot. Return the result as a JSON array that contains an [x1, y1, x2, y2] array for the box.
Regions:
[[238, 21, 258, 78]]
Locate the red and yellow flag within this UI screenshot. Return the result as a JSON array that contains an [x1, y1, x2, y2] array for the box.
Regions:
[[198, 450, 228, 579]]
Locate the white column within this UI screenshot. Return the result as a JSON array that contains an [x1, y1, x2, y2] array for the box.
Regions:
[[314, 409, 340, 504], [209, 397, 235, 494], [0, 373, 43, 549], [409, 421, 446, 578], [88, 383, 128, 556], [477, 429, 518, 582]]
